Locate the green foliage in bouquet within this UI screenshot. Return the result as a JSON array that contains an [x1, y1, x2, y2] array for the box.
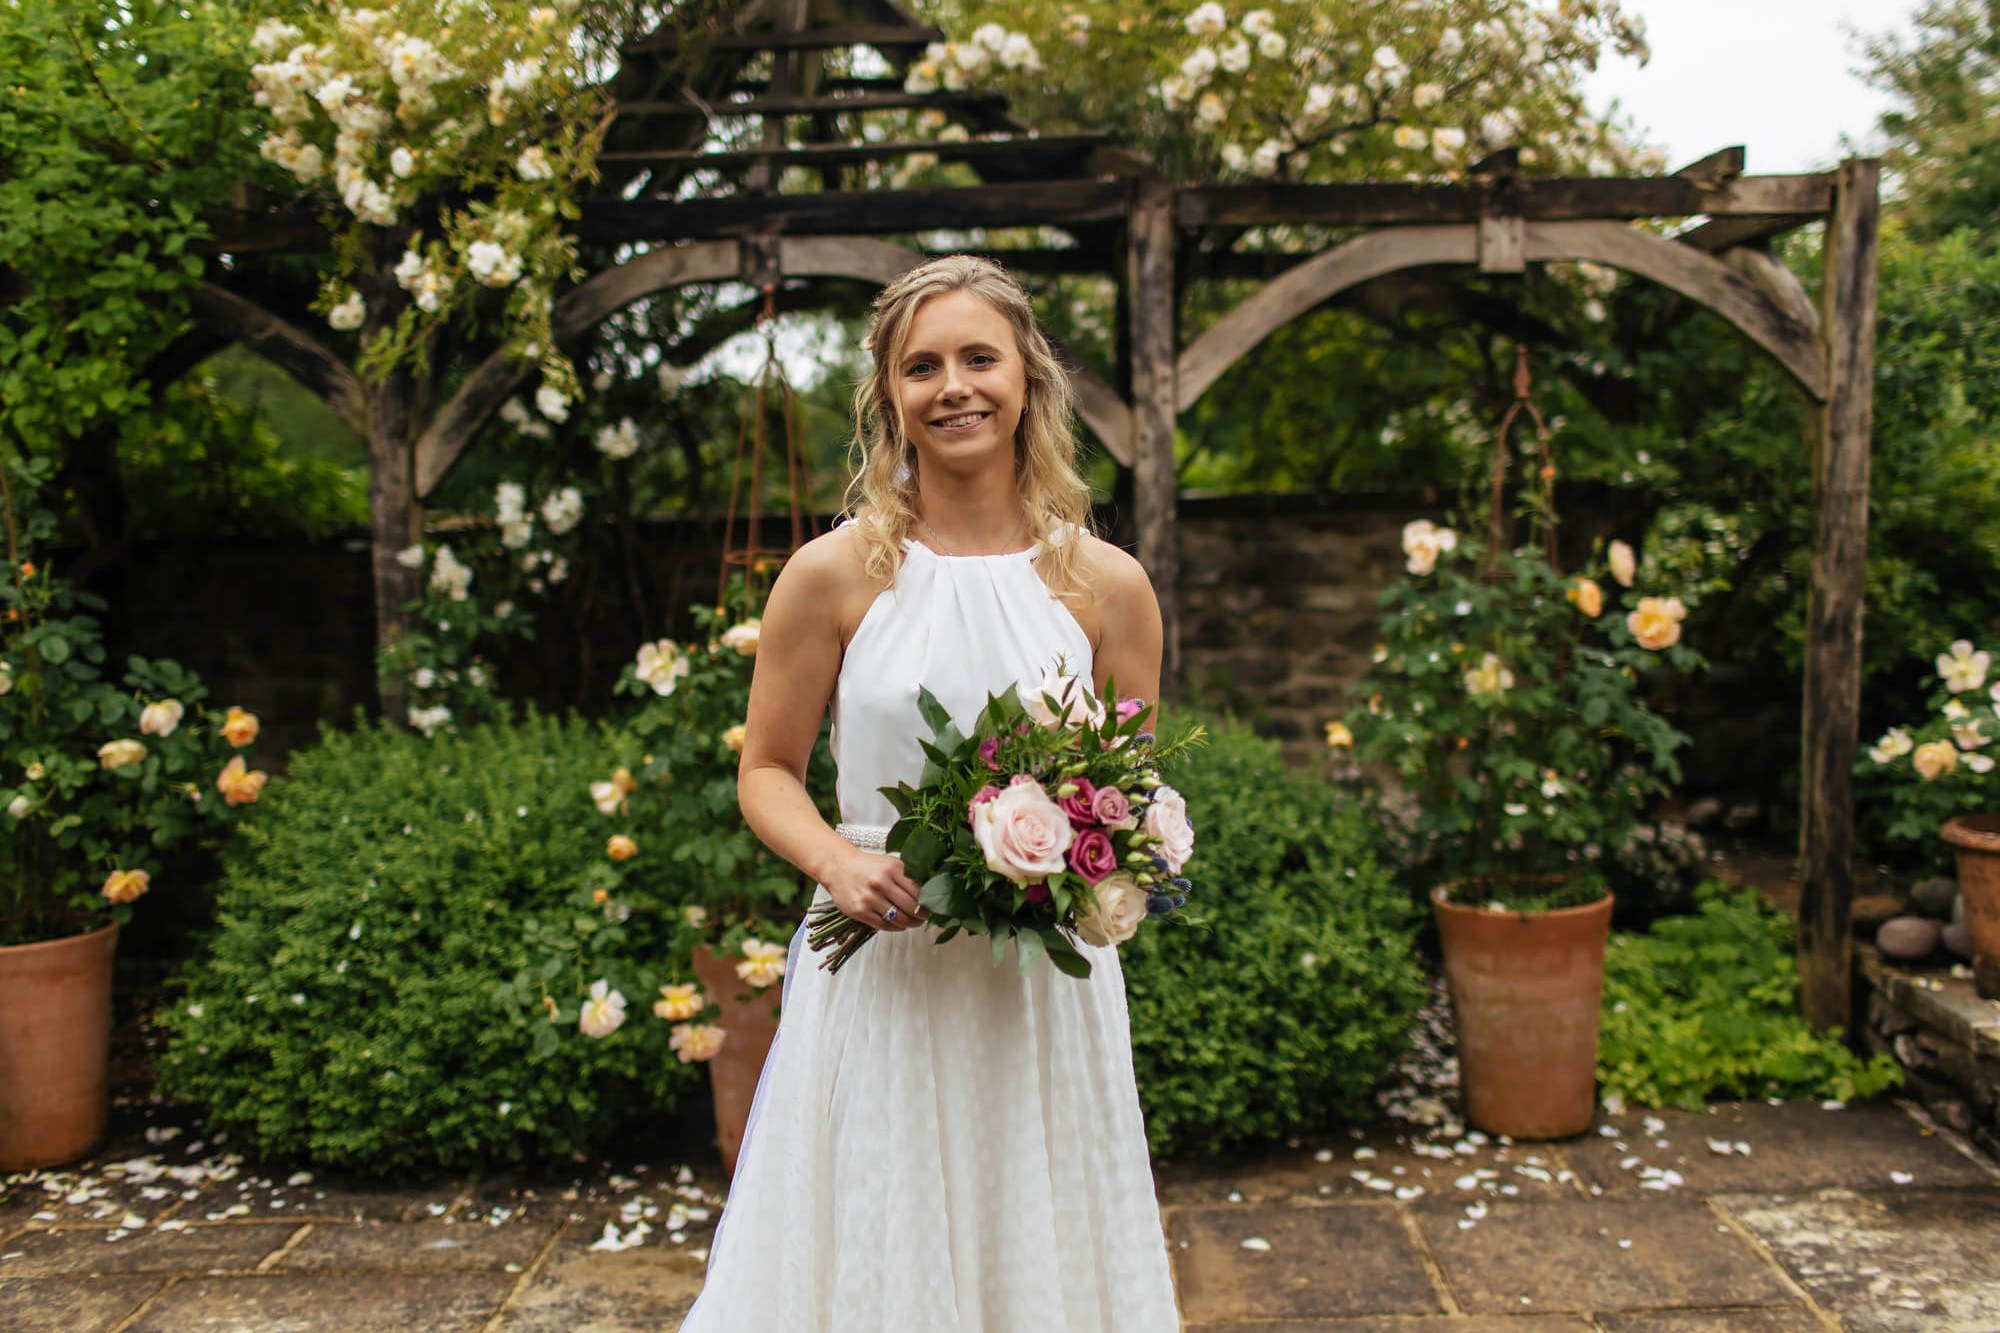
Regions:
[[0, 451, 268, 946], [1342, 509, 1704, 913], [1853, 637, 2000, 872], [1597, 882, 1903, 1111], [1123, 715, 1427, 1157], [156, 708, 706, 1174]]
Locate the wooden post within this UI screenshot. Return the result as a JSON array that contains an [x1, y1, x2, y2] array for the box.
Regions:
[[1125, 176, 1180, 696], [1798, 158, 1879, 1034]]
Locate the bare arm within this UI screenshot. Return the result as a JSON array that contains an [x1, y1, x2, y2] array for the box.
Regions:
[[1085, 538, 1165, 717], [737, 530, 928, 929]]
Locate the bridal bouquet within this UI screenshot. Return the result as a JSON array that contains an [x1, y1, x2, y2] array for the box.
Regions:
[[806, 664, 1204, 977]]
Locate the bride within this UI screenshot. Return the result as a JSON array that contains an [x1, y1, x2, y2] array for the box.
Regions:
[[677, 254, 1181, 1331]]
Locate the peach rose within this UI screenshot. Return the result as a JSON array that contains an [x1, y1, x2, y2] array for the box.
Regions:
[[139, 699, 184, 737], [720, 619, 761, 656], [1608, 540, 1637, 588], [1627, 596, 1687, 651], [654, 983, 706, 1021], [101, 867, 151, 904], [736, 938, 786, 988], [98, 738, 147, 770], [1402, 519, 1457, 576], [670, 1022, 726, 1063], [221, 706, 260, 748], [1074, 871, 1148, 947], [1913, 740, 1959, 781], [971, 777, 1074, 884], [216, 755, 268, 805], [1566, 577, 1603, 618], [722, 724, 747, 753], [607, 834, 637, 861]]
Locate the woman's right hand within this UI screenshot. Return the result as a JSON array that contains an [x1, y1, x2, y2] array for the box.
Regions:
[[822, 847, 929, 932]]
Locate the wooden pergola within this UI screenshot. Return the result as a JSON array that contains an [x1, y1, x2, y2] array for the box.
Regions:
[[190, 0, 1877, 1029]]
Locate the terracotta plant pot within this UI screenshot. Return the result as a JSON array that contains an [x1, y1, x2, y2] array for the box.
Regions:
[[1432, 885, 1613, 1140], [0, 921, 119, 1171], [689, 944, 783, 1176], [1941, 814, 2000, 998]]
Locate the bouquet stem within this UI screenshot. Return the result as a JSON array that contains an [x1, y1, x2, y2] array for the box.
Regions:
[[805, 902, 876, 973]]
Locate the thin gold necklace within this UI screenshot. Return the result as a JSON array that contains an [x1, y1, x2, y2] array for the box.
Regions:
[[916, 513, 1026, 557]]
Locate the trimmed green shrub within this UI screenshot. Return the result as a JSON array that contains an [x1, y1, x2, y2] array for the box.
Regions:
[[156, 706, 705, 1174], [1125, 714, 1427, 1156], [1597, 881, 1904, 1110]]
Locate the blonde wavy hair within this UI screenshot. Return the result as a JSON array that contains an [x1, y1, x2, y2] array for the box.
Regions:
[[842, 254, 1093, 591]]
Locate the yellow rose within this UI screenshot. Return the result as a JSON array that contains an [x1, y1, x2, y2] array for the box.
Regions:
[[101, 867, 151, 904], [1323, 720, 1353, 749], [216, 755, 268, 805], [221, 706, 260, 748], [1463, 653, 1514, 698], [653, 983, 706, 1022], [1913, 740, 1959, 781], [1608, 540, 1637, 588], [98, 738, 148, 770], [607, 834, 638, 861], [669, 1022, 727, 1063], [682, 903, 709, 928], [589, 780, 627, 817], [1626, 596, 1687, 651], [735, 938, 786, 988], [1566, 577, 1603, 618], [722, 724, 747, 753]]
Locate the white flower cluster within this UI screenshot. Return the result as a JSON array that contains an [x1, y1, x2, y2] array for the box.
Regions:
[[498, 397, 551, 442], [408, 703, 454, 736], [594, 418, 641, 460], [538, 486, 584, 535], [902, 23, 1040, 95], [495, 481, 535, 548], [392, 246, 450, 313], [430, 545, 473, 601]]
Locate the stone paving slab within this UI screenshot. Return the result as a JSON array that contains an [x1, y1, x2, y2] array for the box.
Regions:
[[1594, 1310, 1828, 1332], [0, 1275, 163, 1331], [1411, 1196, 1795, 1315], [1154, 1129, 1576, 1210], [274, 1218, 558, 1274], [1184, 1312, 1592, 1320], [1719, 1186, 2000, 1331], [1168, 1203, 1439, 1324], [491, 1219, 707, 1332], [1567, 1100, 1997, 1198], [123, 1270, 514, 1331], [0, 1221, 299, 1276]]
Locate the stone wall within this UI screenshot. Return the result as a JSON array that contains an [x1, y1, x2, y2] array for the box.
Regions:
[[1860, 945, 2000, 1160]]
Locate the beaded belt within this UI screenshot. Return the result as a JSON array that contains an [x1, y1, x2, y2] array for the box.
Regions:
[[834, 822, 892, 853]]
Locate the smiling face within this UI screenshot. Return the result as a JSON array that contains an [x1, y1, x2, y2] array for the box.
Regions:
[[893, 288, 1028, 474]]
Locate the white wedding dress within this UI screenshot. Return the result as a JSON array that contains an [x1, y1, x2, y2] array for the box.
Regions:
[[678, 529, 1181, 1333]]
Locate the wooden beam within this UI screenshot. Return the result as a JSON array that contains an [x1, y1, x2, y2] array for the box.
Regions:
[[1522, 221, 1828, 401], [1180, 174, 1834, 228], [576, 181, 1130, 241], [183, 282, 368, 437], [1177, 226, 1479, 413], [1674, 146, 1746, 184], [600, 132, 1111, 170], [1125, 176, 1181, 695], [618, 90, 1003, 118], [1676, 214, 1808, 254], [1723, 246, 1820, 341], [1798, 159, 1881, 1035]]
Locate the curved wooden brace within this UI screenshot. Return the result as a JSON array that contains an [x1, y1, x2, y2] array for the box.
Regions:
[[184, 282, 368, 438], [1176, 226, 1479, 415], [1524, 221, 1827, 402], [777, 238, 1134, 465], [416, 241, 738, 496]]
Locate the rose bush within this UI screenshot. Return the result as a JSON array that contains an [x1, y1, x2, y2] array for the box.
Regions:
[[1854, 636, 2000, 871]]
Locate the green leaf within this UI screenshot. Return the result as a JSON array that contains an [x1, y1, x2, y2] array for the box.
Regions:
[[916, 686, 952, 737], [1041, 929, 1092, 978], [917, 872, 957, 914], [901, 826, 948, 881], [1015, 927, 1047, 976]]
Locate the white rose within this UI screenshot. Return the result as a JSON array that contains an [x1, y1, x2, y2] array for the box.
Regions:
[[971, 779, 1074, 884], [139, 699, 185, 737], [1018, 664, 1107, 730], [327, 291, 366, 331], [720, 620, 761, 656], [1141, 785, 1195, 873], [578, 980, 626, 1038], [1402, 519, 1457, 575], [535, 384, 570, 422], [7, 795, 31, 819], [1075, 871, 1148, 947]]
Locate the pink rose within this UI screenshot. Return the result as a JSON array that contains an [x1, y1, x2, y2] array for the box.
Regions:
[[967, 783, 1002, 827], [971, 778, 1075, 884], [1090, 784, 1137, 830], [1141, 785, 1195, 873], [1074, 871, 1147, 946], [1116, 697, 1146, 722], [1059, 778, 1098, 825], [1066, 829, 1118, 883], [978, 736, 1001, 771], [1026, 882, 1050, 903]]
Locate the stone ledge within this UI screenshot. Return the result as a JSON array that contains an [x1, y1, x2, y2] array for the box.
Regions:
[[1857, 943, 2000, 1061]]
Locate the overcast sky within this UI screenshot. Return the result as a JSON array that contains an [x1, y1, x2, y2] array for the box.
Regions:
[[1580, 0, 1922, 173]]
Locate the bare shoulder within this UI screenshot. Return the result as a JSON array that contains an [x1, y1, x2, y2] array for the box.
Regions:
[[769, 523, 889, 644], [1075, 532, 1156, 611]]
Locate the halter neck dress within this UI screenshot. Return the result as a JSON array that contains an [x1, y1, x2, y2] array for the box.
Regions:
[[677, 526, 1181, 1332]]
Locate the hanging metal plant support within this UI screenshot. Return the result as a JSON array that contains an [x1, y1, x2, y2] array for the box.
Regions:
[[717, 285, 818, 622], [1483, 343, 1561, 578]]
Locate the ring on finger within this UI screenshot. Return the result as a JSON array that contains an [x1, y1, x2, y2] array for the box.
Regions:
[[883, 905, 899, 924]]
